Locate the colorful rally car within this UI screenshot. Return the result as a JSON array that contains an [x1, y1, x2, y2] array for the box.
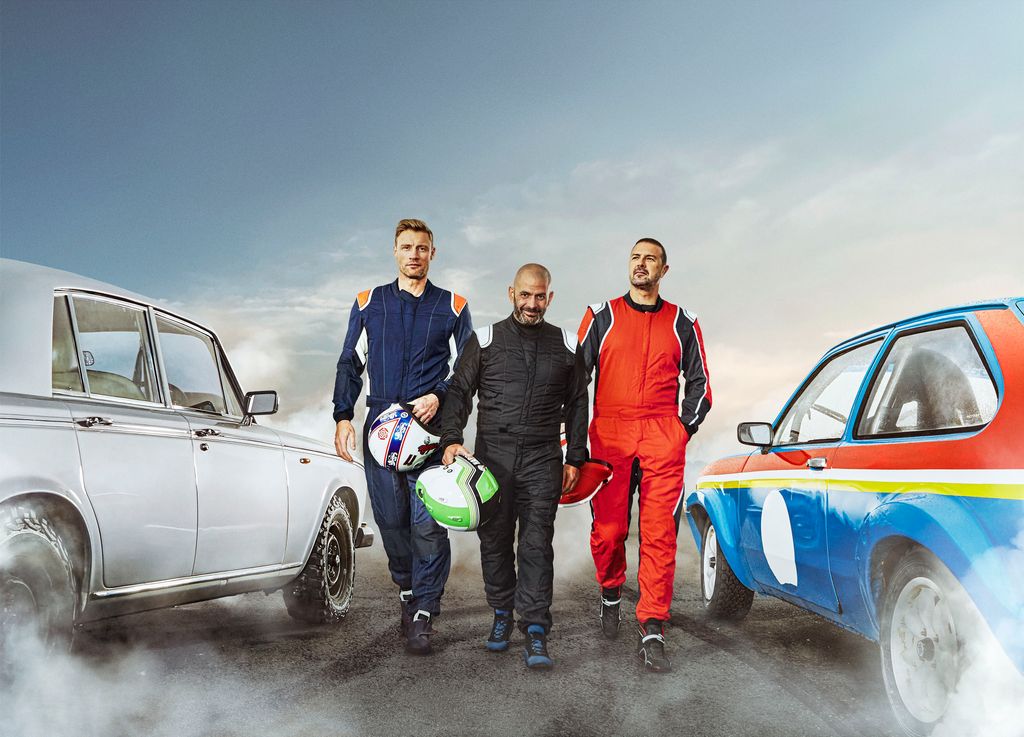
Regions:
[[685, 298, 1023, 736]]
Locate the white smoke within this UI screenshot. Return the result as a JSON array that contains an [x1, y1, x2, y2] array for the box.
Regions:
[[933, 523, 1024, 737], [0, 604, 354, 737]]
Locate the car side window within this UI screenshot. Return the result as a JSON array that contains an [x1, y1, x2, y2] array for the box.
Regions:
[[71, 296, 160, 403], [52, 295, 84, 393], [155, 314, 233, 415], [857, 324, 996, 438], [774, 340, 881, 446]]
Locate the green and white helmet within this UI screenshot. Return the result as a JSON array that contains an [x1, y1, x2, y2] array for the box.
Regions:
[[416, 455, 500, 531]]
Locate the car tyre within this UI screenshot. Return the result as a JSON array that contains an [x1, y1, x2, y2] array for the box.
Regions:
[[0, 504, 77, 665], [284, 495, 355, 624], [700, 517, 754, 620], [880, 548, 972, 737]]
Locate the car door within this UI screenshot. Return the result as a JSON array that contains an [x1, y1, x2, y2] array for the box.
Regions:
[[63, 293, 198, 588], [154, 313, 288, 574], [738, 338, 881, 615], [828, 320, 1001, 601]]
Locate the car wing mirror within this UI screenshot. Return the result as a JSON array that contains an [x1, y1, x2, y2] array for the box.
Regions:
[[243, 390, 279, 422], [737, 422, 773, 449]]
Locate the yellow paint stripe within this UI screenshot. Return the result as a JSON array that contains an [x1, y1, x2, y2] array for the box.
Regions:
[[695, 478, 1024, 501]]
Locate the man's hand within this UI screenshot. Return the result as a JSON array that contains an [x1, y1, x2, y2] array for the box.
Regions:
[[443, 443, 473, 466], [409, 393, 440, 423], [562, 464, 580, 493], [334, 419, 356, 461]]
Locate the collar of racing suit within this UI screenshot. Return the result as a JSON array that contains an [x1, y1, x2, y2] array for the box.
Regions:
[[507, 313, 545, 335], [623, 292, 664, 313], [390, 278, 432, 303]]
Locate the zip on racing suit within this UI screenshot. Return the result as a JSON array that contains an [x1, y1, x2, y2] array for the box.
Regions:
[[576, 293, 711, 624], [441, 316, 589, 632], [333, 279, 473, 617]]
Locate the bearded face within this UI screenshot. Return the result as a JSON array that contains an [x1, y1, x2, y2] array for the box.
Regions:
[[629, 242, 667, 289]]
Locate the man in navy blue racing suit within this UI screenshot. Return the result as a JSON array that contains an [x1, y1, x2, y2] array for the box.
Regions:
[[332, 218, 473, 655]]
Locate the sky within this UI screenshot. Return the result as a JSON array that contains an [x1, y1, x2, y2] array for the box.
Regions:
[[2, 0, 1022, 474]]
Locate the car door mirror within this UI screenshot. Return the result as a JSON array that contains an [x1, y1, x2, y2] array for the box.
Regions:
[[738, 422, 773, 448], [244, 390, 278, 417]]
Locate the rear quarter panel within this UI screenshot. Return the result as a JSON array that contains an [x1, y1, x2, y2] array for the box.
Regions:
[[832, 308, 1024, 667]]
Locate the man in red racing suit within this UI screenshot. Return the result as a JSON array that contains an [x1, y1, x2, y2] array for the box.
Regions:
[[576, 237, 711, 673]]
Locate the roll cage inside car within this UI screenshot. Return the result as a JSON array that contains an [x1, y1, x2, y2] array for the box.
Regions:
[[765, 308, 1004, 452]]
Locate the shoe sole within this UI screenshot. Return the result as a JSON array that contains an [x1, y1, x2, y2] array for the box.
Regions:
[[486, 640, 510, 652], [523, 654, 553, 669]]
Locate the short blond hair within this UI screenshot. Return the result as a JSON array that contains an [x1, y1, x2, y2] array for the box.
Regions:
[[395, 218, 433, 246]]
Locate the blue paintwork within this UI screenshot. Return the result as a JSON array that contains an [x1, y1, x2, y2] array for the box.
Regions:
[[686, 301, 1024, 673]]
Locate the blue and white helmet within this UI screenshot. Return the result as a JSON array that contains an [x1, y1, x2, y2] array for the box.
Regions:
[[367, 403, 440, 472]]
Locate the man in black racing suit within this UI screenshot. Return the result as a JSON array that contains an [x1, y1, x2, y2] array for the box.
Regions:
[[441, 263, 588, 669]]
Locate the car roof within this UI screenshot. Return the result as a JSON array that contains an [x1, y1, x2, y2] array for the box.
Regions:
[[0, 257, 174, 308], [0, 258, 207, 398], [831, 297, 1022, 352]]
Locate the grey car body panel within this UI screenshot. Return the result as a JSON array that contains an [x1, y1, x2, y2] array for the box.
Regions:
[[0, 258, 372, 623]]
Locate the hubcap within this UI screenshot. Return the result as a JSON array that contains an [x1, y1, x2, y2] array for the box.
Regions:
[[702, 526, 718, 600], [324, 521, 350, 601], [889, 575, 959, 724], [0, 578, 40, 639]]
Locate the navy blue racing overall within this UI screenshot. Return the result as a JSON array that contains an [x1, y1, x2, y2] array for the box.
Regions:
[[333, 280, 473, 617]]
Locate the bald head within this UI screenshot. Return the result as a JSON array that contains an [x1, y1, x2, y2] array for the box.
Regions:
[[513, 263, 551, 290], [509, 263, 554, 325]]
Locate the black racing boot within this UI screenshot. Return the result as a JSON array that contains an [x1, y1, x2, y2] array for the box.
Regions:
[[522, 624, 553, 669], [637, 619, 672, 673], [406, 609, 434, 655], [399, 589, 414, 637], [486, 609, 514, 652], [600, 586, 622, 639]]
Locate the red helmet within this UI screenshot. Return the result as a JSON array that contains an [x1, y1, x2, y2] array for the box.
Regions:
[[559, 459, 614, 507]]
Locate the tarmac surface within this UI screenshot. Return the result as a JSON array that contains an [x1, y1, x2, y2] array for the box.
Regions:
[[8, 511, 903, 737]]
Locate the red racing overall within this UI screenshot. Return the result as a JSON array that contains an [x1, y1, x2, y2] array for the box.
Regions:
[[577, 293, 711, 624]]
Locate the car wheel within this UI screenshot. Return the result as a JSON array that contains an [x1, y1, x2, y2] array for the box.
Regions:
[[880, 548, 971, 737], [700, 518, 754, 620], [0, 504, 77, 664], [284, 495, 355, 624]]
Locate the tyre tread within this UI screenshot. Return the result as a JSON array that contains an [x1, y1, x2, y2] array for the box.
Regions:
[[283, 496, 355, 625], [702, 519, 754, 621]]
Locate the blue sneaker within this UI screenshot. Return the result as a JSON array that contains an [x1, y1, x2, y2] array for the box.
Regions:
[[487, 609, 514, 652], [523, 624, 553, 669]]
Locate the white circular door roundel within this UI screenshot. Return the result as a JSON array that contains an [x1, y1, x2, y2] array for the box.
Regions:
[[761, 489, 798, 586]]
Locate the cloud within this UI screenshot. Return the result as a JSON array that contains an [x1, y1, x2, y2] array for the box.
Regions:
[[177, 112, 1022, 468]]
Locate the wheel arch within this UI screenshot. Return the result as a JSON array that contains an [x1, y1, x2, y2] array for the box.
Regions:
[[0, 491, 94, 614], [858, 494, 1010, 642], [685, 489, 756, 591]]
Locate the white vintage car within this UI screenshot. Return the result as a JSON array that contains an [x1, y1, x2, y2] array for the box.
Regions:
[[0, 258, 373, 652]]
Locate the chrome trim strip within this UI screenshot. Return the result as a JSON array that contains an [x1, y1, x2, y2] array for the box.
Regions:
[[72, 424, 193, 440], [282, 444, 344, 462], [91, 562, 304, 599], [198, 434, 283, 451], [0, 416, 75, 427]]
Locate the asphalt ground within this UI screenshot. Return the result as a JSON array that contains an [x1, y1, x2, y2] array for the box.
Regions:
[[5, 510, 904, 737]]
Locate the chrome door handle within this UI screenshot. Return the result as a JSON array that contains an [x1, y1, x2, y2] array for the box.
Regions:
[[807, 457, 828, 470], [76, 416, 114, 428], [194, 428, 221, 438]]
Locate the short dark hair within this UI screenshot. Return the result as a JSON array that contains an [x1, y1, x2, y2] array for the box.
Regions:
[[634, 237, 667, 264]]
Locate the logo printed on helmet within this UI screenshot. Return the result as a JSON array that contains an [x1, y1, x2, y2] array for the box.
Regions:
[[418, 442, 438, 454], [377, 427, 388, 440], [387, 451, 399, 467]]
